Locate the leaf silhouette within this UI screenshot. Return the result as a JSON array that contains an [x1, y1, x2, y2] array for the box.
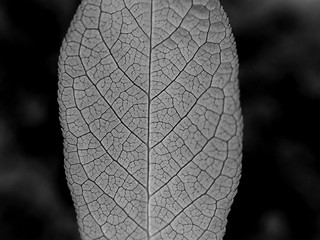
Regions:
[[58, 0, 243, 239]]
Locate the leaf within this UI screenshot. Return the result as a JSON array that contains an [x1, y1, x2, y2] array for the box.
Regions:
[[57, 0, 243, 239]]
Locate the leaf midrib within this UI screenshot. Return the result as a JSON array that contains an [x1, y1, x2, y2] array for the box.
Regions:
[[146, 0, 153, 238]]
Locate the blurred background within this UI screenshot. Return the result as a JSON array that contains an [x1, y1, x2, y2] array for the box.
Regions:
[[0, 0, 320, 239]]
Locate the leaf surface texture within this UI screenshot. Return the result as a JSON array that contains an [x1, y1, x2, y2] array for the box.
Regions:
[[58, 0, 243, 239]]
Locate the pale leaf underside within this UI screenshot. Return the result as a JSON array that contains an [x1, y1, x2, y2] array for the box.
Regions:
[[58, 0, 243, 239]]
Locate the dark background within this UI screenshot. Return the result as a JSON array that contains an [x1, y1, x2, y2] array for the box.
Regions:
[[0, 0, 320, 239]]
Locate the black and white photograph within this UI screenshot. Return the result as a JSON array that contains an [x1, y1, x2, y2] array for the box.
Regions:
[[0, 0, 319, 239]]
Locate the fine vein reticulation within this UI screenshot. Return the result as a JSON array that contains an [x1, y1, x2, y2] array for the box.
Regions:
[[58, 0, 243, 239]]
